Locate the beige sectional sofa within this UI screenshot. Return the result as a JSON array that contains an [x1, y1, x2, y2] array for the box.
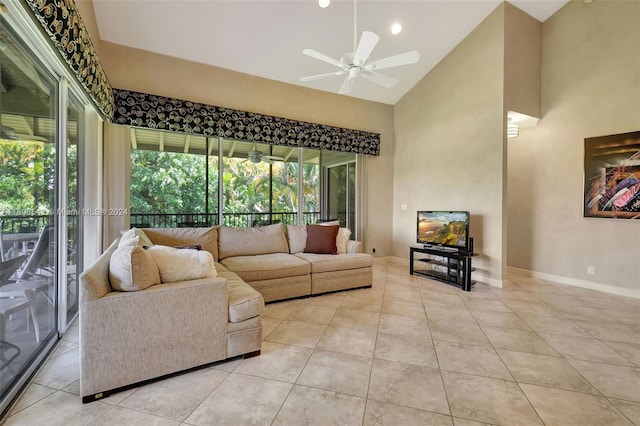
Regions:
[[216, 223, 373, 302], [79, 223, 372, 403]]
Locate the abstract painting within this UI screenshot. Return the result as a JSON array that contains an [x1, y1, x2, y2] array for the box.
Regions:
[[584, 131, 640, 219]]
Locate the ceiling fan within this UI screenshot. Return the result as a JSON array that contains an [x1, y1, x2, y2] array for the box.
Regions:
[[300, 0, 420, 94], [244, 144, 284, 164]]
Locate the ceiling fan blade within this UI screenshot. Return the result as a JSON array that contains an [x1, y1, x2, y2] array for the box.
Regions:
[[302, 49, 346, 69], [300, 70, 346, 82], [264, 155, 285, 161], [364, 50, 420, 71], [338, 77, 353, 95], [362, 71, 397, 88], [353, 31, 379, 66]]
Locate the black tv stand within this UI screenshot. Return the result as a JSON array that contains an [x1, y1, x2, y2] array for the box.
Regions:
[[409, 245, 476, 291]]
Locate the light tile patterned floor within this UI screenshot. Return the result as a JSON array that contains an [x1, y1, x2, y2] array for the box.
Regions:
[[4, 258, 640, 425]]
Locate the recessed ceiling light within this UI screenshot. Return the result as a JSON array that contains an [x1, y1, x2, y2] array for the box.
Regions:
[[391, 23, 402, 35], [318, 0, 330, 8]]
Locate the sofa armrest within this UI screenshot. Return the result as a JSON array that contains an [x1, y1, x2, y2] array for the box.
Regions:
[[80, 277, 229, 398], [346, 240, 363, 254]]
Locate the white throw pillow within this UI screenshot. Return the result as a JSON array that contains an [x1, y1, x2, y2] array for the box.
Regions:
[[286, 225, 307, 254], [146, 245, 217, 283], [318, 220, 340, 227], [109, 244, 161, 292], [120, 227, 154, 248], [336, 228, 352, 254]]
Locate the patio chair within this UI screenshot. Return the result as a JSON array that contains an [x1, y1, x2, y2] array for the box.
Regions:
[[0, 297, 35, 371], [0, 255, 28, 284], [0, 257, 41, 346], [0, 226, 54, 342]]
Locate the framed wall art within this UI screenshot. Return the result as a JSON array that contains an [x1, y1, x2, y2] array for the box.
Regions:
[[584, 131, 640, 219]]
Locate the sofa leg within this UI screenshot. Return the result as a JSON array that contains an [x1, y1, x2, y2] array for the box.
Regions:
[[244, 350, 261, 359]]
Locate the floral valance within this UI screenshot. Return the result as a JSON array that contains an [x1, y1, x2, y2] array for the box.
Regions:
[[25, 0, 114, 118], [112, 89, 380, 156]]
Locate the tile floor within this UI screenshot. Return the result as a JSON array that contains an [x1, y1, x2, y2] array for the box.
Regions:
[[4, 258, 640, 425]]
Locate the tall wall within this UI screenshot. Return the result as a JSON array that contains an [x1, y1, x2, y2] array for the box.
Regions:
[[504, 3, 541, 119], [507, 0, 640, 295], [393, 5, 507, 286], [98, 42, 395, 255]]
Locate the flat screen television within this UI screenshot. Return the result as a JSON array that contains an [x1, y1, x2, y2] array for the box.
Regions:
[[417, 211, 470, 251]]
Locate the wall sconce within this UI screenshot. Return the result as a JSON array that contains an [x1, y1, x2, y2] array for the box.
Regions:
[[507, 117, 519, 138]]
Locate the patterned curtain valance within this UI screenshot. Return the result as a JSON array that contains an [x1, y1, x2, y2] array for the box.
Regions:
[[25, 0, 114, 118], [113, 88, 380, 156]]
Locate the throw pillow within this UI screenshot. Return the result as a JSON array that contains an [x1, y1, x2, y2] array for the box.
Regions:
[[336, 228, 352, 254], [304, 224, 339, 254], [286, 224, 307, 254], [173, 244, 202, 250], [318, 220, 340, 227], [109, 244, 161, 291], [119, 227, 154, 248], [146, 245, 217, 283]]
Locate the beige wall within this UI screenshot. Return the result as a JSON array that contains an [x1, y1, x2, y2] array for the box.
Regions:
[[393, 5, 507, 286], [99, 42, 395, 255], [507, 0, 640, 293], [504, 3, 541, 119]]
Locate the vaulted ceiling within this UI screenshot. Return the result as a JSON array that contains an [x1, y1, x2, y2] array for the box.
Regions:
[[92, 0, 568, 105]]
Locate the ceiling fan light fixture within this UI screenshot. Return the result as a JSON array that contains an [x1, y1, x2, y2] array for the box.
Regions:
[[301, 0, 419, 94], [391, 23, 402, 35], [318, 0, 330, 8]]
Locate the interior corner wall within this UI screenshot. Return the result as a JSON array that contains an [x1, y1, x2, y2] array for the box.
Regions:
[[503, 3, 541, 119], [393, 5, 506, 286], [98, 42, 395, 256], [507, 1, 640, 294]]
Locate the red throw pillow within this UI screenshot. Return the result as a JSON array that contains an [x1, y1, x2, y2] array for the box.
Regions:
[[304, 224, 339, 254]]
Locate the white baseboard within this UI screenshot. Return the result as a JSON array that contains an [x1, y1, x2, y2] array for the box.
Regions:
[[472, 274, 505, 289], [507, 266, 640, 299], [382, 256, 409, 267]]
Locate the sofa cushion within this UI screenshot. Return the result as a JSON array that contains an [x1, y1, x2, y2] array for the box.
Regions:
[[305, 224, 339, 254], [286, 224, 307, 254], [109, 243, 161, 291], [294, 252, 373, 273], [218, 223, 289, 260], [120, 227, 154, 248], [220, 253, 310, 282], [336, 228, 351, 254], [218, 271, 265, 323], [146, 245, 217, 283], [142, 227, 219, 261]]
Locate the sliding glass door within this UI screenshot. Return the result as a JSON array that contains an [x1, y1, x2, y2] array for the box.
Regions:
[[0, 18, 58, 410], [0, 13, 91, 413], [63, 94, 83, 328], [324, 152, 357, 233]]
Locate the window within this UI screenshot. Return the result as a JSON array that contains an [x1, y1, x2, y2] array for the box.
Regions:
[[129, 131, 340, 230], [129, 130, 209, 227]]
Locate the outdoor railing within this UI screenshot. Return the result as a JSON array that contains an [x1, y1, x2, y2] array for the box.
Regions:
[[0, 211, 327, 235], [129, 211, 323, 228]]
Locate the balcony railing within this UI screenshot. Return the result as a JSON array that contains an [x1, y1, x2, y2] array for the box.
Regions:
[[129, 211, 323, 229]]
